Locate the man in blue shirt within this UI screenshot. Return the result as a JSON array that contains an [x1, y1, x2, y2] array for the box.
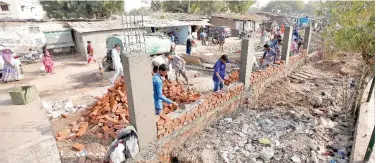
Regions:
[[270, 35, 281, 49], [153, 64, 178, 115], [213, 55, 230, 92]]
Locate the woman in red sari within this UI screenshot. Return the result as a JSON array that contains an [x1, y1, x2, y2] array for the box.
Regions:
[[42, 46, 54, 74]]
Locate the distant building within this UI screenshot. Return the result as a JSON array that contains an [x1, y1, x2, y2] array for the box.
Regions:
[[210, 14, 267, 36], [255, 12, 298, 26], [0, 0, 44, 20]]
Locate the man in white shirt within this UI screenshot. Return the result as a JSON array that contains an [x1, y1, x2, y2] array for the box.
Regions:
[[166, 54, 188, 84], [109, 44, 123, 85], [151, 54, 172, 79], [186, 32, 193, 42]]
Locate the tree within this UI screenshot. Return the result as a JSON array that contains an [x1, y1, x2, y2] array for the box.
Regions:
[[160, 0, 254, 15], [40, 1, 124, 19], [303, 1, 321, 15], [227, 1, 255, 14], [262, 0, 304, 13], [129, 7, 149, 15], [161, 1, 190, 13], [316, 1, 375, 65], [150, 0, 162, 12], [189, 1, 228, 14]]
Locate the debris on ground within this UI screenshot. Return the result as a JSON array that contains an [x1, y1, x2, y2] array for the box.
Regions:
[[73, 143, 85, 151], [42, 99, 87, 119], [171, 57, 360, 163]]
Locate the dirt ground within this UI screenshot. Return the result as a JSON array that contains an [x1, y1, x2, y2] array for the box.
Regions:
[[0, 32, 312, 163], [0, 37, 244, 163], [171, 54, 364, 163]]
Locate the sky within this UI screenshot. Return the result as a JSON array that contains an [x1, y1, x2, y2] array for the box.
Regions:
[[124, 0, 312, 12]]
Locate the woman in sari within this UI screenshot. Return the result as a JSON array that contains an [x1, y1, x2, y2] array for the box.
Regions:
[[42, 46, 54, 74], [2, 48, 23, 82]]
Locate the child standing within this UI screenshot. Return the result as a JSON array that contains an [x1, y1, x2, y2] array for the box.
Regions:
[[87, 41, 96, 63], [42, 46, 54, 74]]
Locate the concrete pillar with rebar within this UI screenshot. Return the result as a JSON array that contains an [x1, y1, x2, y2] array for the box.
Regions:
[[281, 26, 292, 65], [239, 39, 254, 90]]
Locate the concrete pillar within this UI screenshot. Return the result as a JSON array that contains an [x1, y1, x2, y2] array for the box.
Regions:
[[239, 39, 254, 90], [281, 26, 292, 65], [121, 54, 156, 148], [303, 26, 312, 50]]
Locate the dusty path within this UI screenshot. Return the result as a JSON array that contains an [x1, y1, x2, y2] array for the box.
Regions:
[[171, 54, 363, 163]]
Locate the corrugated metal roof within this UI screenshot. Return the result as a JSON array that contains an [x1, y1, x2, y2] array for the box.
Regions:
[[69, 16, 212, 33], [211, 14, 267, 22]]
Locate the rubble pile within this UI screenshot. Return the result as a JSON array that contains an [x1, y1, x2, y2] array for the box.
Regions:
[[43, 99, 87, 119], [172, 108, 316, 162], [55, 78, 201, 141], [171, 63, 356, 163]]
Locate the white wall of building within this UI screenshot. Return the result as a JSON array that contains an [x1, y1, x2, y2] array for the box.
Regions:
[[0, 0, 44, 20]]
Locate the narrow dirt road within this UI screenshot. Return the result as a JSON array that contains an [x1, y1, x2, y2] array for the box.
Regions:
[[171, 54, 363, 163]]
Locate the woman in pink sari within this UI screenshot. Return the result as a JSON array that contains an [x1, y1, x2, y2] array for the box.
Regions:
[[2, 48, 22, 82], [42, 46, 54, 74]]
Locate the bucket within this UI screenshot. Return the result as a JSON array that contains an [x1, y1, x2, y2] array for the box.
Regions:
[[8, 85, 39, 105]]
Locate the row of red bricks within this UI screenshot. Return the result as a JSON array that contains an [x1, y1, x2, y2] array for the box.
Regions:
[[156, 84, 244, 139], [225, 52, 307, 86]]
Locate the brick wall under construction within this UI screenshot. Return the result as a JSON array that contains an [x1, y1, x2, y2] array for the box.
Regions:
[[133, 49, 314, 163]]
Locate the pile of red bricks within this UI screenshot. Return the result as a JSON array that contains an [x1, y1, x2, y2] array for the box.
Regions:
[[162, 80, 201, 114], [56, 78, 200, 141], [224, 70, 240, 85], [156, 84, 244, 139], [56, 78, 130, 141]]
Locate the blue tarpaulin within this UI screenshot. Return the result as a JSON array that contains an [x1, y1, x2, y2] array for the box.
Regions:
[[298, 17, 309, 27]]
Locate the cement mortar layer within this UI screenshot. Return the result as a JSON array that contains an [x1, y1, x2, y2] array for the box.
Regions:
[[134, 50, 317, 163]]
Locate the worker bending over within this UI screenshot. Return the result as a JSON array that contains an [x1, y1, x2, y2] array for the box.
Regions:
[[153, 64, 178, 115], [261, 44, 277, 67], [165, 54, 188, 84]]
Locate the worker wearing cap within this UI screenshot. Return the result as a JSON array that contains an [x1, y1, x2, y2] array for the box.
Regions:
[[213, 55, 230, 92]]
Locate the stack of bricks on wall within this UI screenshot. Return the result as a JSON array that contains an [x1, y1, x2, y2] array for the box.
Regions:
[[55, 78, 201, 141]]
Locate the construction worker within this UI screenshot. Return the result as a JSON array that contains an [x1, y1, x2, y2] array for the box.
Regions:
[[165, 54, 188, 84], [213, 55, 230, 92], [153, 64, 178, 115], [109, 44, 123, 85], [261, 44, 277, 67], [151, 54, 171, 79]]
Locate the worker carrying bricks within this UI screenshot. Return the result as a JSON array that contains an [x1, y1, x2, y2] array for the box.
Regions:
[[165, 54, 188, 84], [153, 64, 178, 115], [213, 54, 230, 92]]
